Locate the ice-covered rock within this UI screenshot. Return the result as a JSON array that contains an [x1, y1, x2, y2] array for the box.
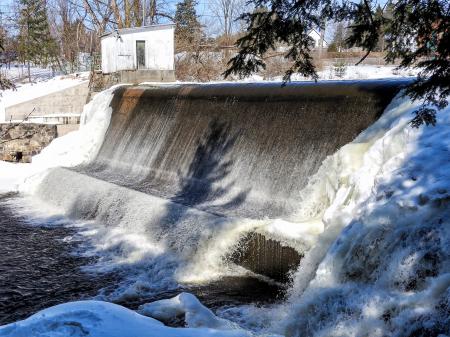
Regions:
[[140, 292, 240, 329]]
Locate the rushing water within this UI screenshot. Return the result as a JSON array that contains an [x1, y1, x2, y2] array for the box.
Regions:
[[0, 193, 283, 326], [82, 81, 405, 219], [0, 194, 113, 325], [3, 81, 406, 320]]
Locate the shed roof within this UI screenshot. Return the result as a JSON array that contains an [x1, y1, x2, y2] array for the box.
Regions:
[[101, 24, 175, 39]]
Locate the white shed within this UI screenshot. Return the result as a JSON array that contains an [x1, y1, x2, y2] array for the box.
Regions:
[[101, 24, 175, 74]]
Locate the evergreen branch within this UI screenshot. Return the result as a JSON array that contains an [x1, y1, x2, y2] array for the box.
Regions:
[[355, 48, 372, 65]]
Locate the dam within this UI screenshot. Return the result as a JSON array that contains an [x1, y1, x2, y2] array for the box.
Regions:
[[32, 80, 407, 283], [9, 78, 448, 334]]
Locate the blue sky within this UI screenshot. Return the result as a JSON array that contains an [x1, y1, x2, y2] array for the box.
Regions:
[[0, 0, 223, 34], [0, 0, 359, 40]]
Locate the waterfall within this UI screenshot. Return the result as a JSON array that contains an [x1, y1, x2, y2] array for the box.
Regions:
[[27, 81, 406, 287]]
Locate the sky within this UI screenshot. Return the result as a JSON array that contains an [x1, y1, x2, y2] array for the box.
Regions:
[[0, 0, 343, 41], [0, 0, 226, 36]]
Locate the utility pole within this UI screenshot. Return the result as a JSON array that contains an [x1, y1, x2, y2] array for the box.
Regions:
[[142, 0, 146, 26], [318, 20, 326, 59]]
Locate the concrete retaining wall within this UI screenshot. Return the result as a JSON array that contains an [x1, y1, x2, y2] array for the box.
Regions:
[[89, 70, 175, 96], [5, 82, 89, 121], [118, 69, 175, 83]]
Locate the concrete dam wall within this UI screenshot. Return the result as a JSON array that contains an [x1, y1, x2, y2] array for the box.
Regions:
[[82, 81, 406, 219]]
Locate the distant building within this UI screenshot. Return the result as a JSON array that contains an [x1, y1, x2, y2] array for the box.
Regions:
[[275, 29, 328, 53], [99, 24, 175, 83], [308, 29, 328, 49]]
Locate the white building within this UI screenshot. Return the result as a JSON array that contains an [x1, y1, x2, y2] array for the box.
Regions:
[[100, 24, 175, 75], [308, 29, 328, 49]]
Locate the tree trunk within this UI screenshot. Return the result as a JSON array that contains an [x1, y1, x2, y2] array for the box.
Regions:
[[319, 26, 325, 59]]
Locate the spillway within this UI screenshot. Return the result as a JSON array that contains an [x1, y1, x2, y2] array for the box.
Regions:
[[34, 80, 408, 284], [79, 81, 406, 219]]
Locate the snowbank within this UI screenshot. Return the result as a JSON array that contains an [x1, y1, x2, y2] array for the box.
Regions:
[[0, 300, 267, 337]]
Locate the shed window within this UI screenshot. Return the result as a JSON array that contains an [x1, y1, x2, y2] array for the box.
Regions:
[[136, 40, 145, 69]]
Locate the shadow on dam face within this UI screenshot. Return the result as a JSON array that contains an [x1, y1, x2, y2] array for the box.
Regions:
[[72, 80, 408, 282]]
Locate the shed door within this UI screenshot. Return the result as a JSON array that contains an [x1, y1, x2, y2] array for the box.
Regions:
[[136, 40, 145, 69]]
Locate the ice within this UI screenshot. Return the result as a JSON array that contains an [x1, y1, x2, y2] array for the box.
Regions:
[[139, 292, 240, 329], [265, 96, 450, 336], [0, 300, 272, 337]]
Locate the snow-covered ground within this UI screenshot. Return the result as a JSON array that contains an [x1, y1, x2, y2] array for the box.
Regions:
[[0, 73, 448, 336], [256, 64, 419, 82], [298, 64, 419, 81], [0, 73, 88, 108], [0, 298, 267, 337], [0, 63, 63, 83], [0, 72, 89, 122], [141, 65, 419, 86]]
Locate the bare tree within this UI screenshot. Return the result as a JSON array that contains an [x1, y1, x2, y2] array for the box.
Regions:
[[146, 0, 173, 24], [81, 0, 173, 30], [209, 0, 246, 42]]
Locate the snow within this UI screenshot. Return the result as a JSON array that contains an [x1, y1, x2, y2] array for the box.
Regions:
[[0, 72, 88, 121], [0, 63, 63, 83], [30, 85, 112, 168], [0, 162, 40, 194], [0, 73, 88, 108], [292, 64, 419, 81], [140, 65, 419, 86], [0, 300, 269, 337]]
